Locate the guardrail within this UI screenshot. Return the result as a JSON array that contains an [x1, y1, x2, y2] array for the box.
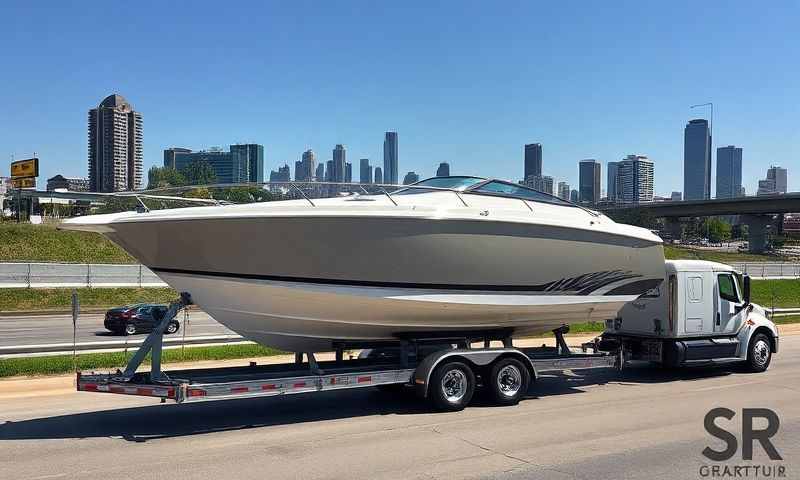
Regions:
[[0, 263, 167, 288], [730, 263, 800, 279]]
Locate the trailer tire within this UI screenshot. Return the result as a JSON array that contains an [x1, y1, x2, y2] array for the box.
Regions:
[[744, 333, 772, 373], [429, 361, 475, 412], [486, 358, 530, 406]]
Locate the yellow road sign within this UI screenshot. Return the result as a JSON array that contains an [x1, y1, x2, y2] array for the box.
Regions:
[[11, 158, 39, 178], [10, 177, 36, 189]]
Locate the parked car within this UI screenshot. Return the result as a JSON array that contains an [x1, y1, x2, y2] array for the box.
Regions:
[[104, 303, 180, 336]]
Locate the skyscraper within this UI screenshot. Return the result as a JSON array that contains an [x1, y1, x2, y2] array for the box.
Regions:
[[617, 155, 654, 204], [436, 162, 450, 177], [578, 159, 601, 204], [88, 94, 143, 192], [607, 161, 621, 203], [164, 146, 252, 184], [716, 145, 743, 199], [294, 149, 316, 182], [403, 171, 420, 185], [557, 182, 570, 200], [359, 159, 373, 184], [757, 166, 788, 195], [325, 160, 334, 182], [269, 164, 290, 182], [524, 143, 542, 181], [315, 163, 325, 182], [524, 175, 553, 195], [374, 167, 383, 184], [683, 119, 711, 200], [383, 132, 398, 184], [570, 189, 579, 203], [230, 144, 264, 183], [345, 162, 352, 183], [332, 144, 346, 182]]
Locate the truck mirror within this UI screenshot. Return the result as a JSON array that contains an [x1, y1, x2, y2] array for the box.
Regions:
[[743, 275, 751, 305]]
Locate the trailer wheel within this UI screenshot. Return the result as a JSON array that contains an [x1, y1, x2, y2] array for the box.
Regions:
[[486, 358, 530, 406], [745, 333, 772, 373], [429, 361, 475, 411]]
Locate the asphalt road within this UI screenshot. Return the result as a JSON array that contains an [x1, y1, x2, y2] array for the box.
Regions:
[[0, 310, 236, 347], [1, 335, 797, 479]]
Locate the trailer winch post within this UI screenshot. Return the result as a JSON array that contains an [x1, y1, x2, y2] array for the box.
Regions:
[[116, 292, 192, 382]]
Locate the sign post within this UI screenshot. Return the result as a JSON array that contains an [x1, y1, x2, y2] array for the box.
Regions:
[[72, 290, 79, 372]]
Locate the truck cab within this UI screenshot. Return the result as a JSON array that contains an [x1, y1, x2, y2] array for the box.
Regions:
[[604, 260, 778, 371]]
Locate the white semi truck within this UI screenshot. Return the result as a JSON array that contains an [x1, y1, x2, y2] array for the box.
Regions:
[[77, 259, 778, 412]]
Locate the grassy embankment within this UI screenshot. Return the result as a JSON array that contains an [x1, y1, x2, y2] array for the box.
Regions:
[[663, 244, 791, 264], [0, 223, 134, 263]]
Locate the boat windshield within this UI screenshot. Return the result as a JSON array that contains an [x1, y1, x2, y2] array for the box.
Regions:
[[467, 180, 574, 206], [393, 176, 486, 195]]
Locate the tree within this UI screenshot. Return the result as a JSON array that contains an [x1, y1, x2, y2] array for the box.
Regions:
[[702, 218, 732, 243], [147, 166, 186, 189], [213, 186, 277, 203], [184, 187, 212, 199], [180, 161, 217, 186]]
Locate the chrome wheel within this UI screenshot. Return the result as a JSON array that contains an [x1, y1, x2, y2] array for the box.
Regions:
[[441, 369, 467, 403], [752, 339, 770, 367], [496, 364, 522, 398]]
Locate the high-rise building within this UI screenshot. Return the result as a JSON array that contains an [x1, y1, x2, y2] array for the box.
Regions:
[[383, 132, 398, 184], [570, 189, 579, 203], [315, 163, 324, 182], [230, 144, 264, 183], [294, 149, 316, 182], [332, 144, 346, 182], [269, 164, 291, 182], [607, 161, 621, 203], [374, 167, 383, 184], [715, 145, 742, 199], [557, 182, 570, 200], [164, 147, 191, 169], [359, 159, 373, 184], [345, 162, 352, 183], [579, 159, 601, 204], [617, 155, 654, 204], [88, 94, 143, 192], [325, 160, 334, 182], [46, 175, 90, 192], [683, 119, 711, 200], [757, 166, 788, 195], [165, 146, 251, 184], [436, 162, 450, 177], [671, 191, 682, 201], [524, 143, 542, 181], [403, 171, 420, 185]]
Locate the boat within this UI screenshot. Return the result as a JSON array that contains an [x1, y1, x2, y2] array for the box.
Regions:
[[61, 176, 666, 352]]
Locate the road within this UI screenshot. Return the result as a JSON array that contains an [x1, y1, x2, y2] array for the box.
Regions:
[[1, 335, 798, 479], [0, 310, 235, 348]]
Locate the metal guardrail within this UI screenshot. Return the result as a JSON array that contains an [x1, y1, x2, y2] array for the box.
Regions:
[[731, 263, 800, 278], [0, 263, 167, 288]]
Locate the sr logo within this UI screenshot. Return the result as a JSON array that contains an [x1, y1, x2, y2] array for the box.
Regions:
[[703, 407, 782, 461]]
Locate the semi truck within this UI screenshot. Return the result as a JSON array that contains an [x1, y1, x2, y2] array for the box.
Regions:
[[77, 259, 778, 412]]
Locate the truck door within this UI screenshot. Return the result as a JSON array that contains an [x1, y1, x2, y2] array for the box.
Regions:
[[684, 272, 711, 334], [715, 272, 744, 333]]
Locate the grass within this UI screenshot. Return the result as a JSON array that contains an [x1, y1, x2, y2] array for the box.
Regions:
[[750, 279, 800, 309], [774, 315, 800, 325], [0, 223, 134, 263], [0, 287, 178, 311], [663, 245, 790, 263], [0, 343, 283, 378]]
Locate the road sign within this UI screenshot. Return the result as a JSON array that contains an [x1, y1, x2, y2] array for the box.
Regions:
[[10, 158, 39, 178], [10, 177, 36, 189]]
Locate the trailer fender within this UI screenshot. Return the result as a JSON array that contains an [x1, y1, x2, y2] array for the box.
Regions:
[[413, 348, 536, 398]]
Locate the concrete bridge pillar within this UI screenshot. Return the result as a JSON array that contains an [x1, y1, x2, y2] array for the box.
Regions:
[[743, 215, 772, 253]]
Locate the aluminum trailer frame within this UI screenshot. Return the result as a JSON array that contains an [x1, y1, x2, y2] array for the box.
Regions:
[[76, 293, 622, 408]]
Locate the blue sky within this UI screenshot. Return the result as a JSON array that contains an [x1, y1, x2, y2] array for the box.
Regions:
[[0, 1, 798, 195]]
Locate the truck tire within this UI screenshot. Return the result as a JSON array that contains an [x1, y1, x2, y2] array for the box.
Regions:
[[745, 333, 772, 373], [429, 361, 475, 412], [486, 358, 530, 406]]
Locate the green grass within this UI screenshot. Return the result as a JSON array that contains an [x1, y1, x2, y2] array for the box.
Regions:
[[0, 287, 178, 311], [566, 321, 606, 333], [0, 223, 134, 263], [663, 245, 790, 263], [774, 315, 800, 325], [0, 343, 283, 378], [751, 279, 800, 309]]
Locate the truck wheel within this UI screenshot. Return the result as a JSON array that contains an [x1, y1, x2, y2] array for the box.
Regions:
[[487, 358, 530, 406], [429, 361, 475, 412], [745, 333, 772, 373]]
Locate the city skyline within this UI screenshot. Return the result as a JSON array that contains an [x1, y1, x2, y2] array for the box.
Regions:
[[2, 4, 799, 195]]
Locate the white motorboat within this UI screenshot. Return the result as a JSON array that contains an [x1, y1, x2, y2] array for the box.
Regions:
[[62, 176, 666, 352]]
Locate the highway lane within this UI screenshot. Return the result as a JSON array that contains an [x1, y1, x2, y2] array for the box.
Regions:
[[0, 335, 797, 479], [0, 310, 235, 347]]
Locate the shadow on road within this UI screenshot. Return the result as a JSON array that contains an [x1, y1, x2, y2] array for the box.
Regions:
[[0, 364, 737, 443]]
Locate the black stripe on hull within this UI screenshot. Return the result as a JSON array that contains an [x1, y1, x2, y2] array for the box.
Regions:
[[152, 267, 656, 296]]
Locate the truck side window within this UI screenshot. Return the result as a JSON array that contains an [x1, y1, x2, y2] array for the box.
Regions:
[[717, 274, 739, 303]]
